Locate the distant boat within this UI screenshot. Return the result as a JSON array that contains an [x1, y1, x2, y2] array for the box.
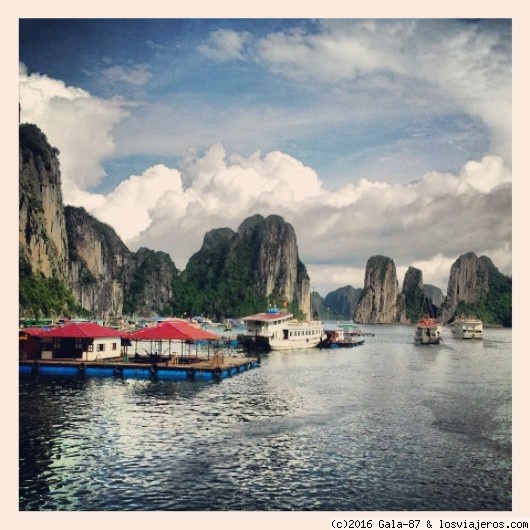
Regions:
[[414, 317, 442, 345], [238, 307, 325, 352], [452, 316, 483, 339], [318, 325, 365, 349]]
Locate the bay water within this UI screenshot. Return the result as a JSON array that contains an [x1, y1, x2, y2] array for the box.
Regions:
[[19, 325, 512, 511]]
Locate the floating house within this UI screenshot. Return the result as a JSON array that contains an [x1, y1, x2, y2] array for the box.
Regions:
[[21, 322, 129, 362], [19, 320, 261, 382]]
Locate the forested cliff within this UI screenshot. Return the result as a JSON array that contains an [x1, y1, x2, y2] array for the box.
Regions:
[[19, 123, 511, 326], [19, 124, 311, 321]]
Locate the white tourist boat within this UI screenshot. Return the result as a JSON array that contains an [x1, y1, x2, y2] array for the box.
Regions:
[[452, 316, 483, 339], [239, 307, 325, 351], [414, 317, 442, 345]]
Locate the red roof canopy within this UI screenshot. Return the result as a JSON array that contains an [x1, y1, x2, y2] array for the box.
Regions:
[[43, 322, 128, 339], [20, 327, 49, 337], [127, 321, 219, 341]]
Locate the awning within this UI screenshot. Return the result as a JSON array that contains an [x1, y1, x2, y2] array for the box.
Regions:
[[127, 321, 219, 342]]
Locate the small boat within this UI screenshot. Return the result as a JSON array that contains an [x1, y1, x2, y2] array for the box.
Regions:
[[238, 307, 325, 352], [318, 326, 365, 349], [452, 316, 483, 339], [414, 317, 442, 345]]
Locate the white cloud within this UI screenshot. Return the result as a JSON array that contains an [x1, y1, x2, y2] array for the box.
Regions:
[[198, 29, 250, 61], [19, 63, 129, 197], [460, 156, 512, 192], [253, 20, 512, 165], [77, 146, 511, 294], [18, 18, 511, 297], [101, 64, 152, 86], [90, 164, 185, 241], [309, 265, 366, 297]]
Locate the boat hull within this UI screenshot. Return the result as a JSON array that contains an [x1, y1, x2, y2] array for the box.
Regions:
[[237, 334, 324, 351], [269, 337, 324, 351], [318, 340, 365, 349]]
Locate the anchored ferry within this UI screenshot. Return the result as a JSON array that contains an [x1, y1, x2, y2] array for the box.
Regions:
[[452, 316, 483, 339], [238, 307, 325, 352]]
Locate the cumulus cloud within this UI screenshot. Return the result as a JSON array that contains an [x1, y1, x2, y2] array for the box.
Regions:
[[18, 18, 511, 296], [17, 60, 512, 292], [18, 63, 129, 198], [86, 147, 511, 295], [90, 164, 186, 241]]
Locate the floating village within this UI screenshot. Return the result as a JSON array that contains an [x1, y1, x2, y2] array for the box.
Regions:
[[19, 305, 485, 383]]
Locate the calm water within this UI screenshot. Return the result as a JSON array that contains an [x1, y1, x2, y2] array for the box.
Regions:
[[19, 325, 512, 511]]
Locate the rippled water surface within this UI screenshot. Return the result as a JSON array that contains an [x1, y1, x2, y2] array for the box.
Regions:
[[19, 325, 512, 511]]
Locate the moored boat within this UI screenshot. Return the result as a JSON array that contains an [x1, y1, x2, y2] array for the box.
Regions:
[[318, 325, 365, 349], [414, 317, 442, 345], [238, 307, 325, 352], [452, 316, 483, 339]]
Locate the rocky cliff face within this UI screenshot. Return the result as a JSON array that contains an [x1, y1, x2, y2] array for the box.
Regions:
[[353, 255, 407, 324], [402, 266, 426, 323], [424, 284, 445, 308], [440, 252, 489, 323], [123, 247, 179, 317], [440, 251, 511, 325], [66, 206, 179, 319], [179, 214, 312, 319], [324, 285, 362, 320], [19, 124, 69, 281], [19, 123, 179, 319], [65, 206, 129, 318], [238, 214, 309, 313]]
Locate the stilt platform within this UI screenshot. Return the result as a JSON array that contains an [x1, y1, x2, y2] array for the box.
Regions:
[[19, 355, 260, 382]]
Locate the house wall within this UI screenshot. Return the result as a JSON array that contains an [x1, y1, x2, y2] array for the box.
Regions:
[[45, 336, 122, 361], [86, 337, 122, 361]]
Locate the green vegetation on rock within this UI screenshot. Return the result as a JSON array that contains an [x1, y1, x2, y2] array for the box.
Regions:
[[19, 255, 86, 319]]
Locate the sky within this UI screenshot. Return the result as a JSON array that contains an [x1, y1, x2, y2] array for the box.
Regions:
[[18, 18, 512, 296]]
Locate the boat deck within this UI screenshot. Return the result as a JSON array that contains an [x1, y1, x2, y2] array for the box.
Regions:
[[20, 355, 260, 382]]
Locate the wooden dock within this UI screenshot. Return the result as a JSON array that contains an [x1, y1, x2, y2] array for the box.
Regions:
[[19, 354, 261, 382]]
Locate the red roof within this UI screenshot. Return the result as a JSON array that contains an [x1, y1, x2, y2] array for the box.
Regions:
[[127, 321, 219, 341], [43, 322, 128, 339], [416, 318, 439, 329], [20, 327, 49, 337]]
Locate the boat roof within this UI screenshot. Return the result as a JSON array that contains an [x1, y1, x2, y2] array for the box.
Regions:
[[242, 309, 293, 322], [416, 318, 439, 328]]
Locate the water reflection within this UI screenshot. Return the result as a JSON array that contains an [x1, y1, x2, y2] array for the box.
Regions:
[[19, 326, 511, 511]]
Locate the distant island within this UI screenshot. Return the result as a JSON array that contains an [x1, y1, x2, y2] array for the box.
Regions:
[[19, 122, 511, 327]]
